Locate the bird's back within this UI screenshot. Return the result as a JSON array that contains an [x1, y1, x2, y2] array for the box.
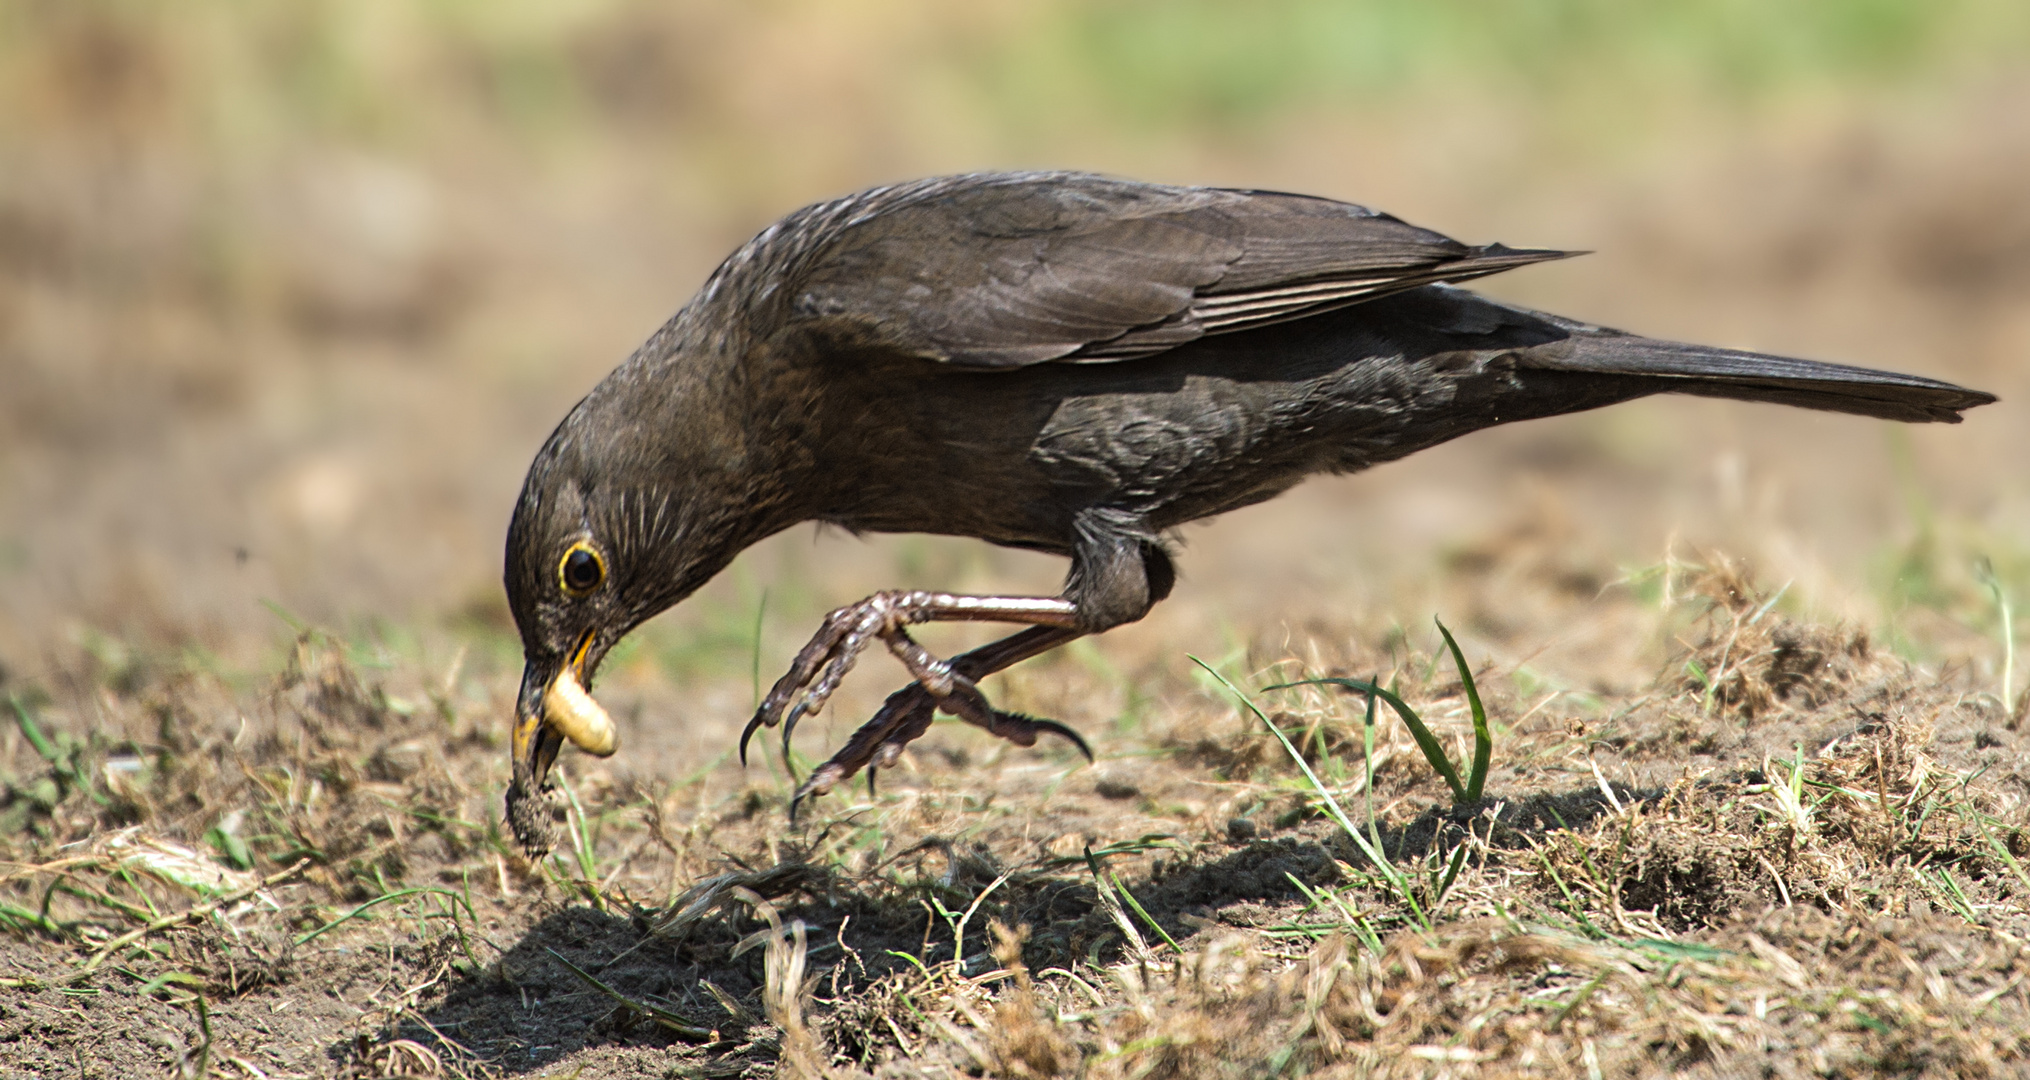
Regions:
[[629, 172, 1991, 549]]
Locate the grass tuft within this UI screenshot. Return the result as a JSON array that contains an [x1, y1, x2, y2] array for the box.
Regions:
[[1267, 617, 1493, 805]]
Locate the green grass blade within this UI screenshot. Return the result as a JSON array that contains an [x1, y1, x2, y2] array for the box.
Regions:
[[1266, 676, 1467, 804], [1972, 814, 2030, 896], [1110, 871, 1182, 955], [7, 694, 58, 763], [295, 886, 476, 946], [1193, 657, 1427, 928], [1433, 619, 1492, 803], [1082, 847, 1155, 962], [1434, 841, 1470, 909], [0, 901, 65, 938], [546, 946, 718, 1041], [1361, 685, 1385, 860], [1531, 849, 1603, 940]]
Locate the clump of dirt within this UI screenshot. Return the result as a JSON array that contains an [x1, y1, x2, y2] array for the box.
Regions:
[[166, 921, 297, 997], [1541, 791, 1771, 931], [1675, 557, 1885, 719]]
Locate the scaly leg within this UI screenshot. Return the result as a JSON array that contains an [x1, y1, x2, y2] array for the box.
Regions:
[[788, 625, 1086, 814], [737, 591, 1088, 806], [742, 590, 1079, 761]]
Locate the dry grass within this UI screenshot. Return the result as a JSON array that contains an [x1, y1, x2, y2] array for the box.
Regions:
[[5, 550, 2028, 1078]]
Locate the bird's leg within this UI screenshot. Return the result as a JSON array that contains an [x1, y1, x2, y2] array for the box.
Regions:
[[875, 627, 1088, 749], [741, 590, 1080, 765], [789, 625, 1086, 812], [748, 529, 1172, 814]]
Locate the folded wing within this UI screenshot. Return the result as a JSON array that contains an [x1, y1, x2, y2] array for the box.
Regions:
[[778, 171, 1571, 368]]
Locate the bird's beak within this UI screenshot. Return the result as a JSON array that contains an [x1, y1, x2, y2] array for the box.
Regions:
[[510, 631, 620, 797]]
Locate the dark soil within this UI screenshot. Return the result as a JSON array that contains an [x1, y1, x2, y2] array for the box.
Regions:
[[7, 555, 2030, 1078]]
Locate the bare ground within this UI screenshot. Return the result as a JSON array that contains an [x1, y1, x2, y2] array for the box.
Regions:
[[6, 549, 2029, 1079]]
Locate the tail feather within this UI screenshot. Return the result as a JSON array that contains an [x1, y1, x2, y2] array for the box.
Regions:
[[1526, 332, 1996, 424]]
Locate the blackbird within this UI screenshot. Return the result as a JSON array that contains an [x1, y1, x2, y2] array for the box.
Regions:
[[503, 170, 1993, 853]]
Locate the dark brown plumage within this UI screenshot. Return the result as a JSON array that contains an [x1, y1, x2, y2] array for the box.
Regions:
[[502, 171, 1994, 854]]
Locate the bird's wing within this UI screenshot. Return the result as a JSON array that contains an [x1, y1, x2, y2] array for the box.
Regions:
[[775, 172, 1572, 369]]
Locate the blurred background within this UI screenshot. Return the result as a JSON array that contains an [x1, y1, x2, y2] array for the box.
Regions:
[[2, 0, 2027, 742]]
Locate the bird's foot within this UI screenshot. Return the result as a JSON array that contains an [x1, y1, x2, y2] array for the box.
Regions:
[[740, 591, 924, 766], [739, 590, 1077, 767], [787, 680, 1091, 819]]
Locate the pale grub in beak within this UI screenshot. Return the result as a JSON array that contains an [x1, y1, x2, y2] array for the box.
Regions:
[[543, 665, 619, 757]]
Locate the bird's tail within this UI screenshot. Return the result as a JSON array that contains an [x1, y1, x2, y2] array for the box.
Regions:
[[1524, 327, 1995, 424]]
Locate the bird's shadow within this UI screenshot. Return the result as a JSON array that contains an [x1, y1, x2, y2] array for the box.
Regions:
[[333, 781, 1658, 1075]]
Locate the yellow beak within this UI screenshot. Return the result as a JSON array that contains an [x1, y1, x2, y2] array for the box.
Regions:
[[507, 633, 621, 855], [510, 634, 620, 793]]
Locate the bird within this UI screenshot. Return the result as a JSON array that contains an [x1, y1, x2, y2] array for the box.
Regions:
[[501, 170, 1994, 854]]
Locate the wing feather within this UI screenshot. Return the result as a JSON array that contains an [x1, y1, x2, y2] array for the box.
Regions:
[[767, 172, 1571, 368]]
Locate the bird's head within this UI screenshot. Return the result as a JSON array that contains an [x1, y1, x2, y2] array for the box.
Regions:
[[498, 386, 685, 856], [499, 357, 791, 854], [501, 432, 638, 856]]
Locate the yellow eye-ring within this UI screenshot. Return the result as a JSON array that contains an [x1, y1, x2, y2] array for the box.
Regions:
[[558, 542, 606, 596]]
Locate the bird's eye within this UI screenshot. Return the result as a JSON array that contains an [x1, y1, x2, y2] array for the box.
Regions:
[[559, 543, 606, 596]]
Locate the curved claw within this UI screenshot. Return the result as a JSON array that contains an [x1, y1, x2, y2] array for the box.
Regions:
[[1017, 714, 1094, 762], [744, 607, 868, 767], [789, 761, 851, 821], [780, 700, 811, 772], [752, 610, 1089, 819], [738, 709, 768, 766], [780, 703, 808, 776], [741, 697, 810, 776], [743, 671, 809, 766]]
